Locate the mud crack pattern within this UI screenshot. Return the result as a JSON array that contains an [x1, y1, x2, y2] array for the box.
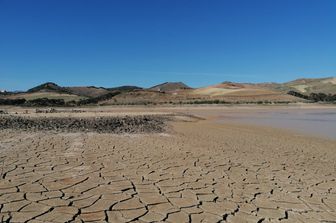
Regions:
[[0, 121, 335, 223]]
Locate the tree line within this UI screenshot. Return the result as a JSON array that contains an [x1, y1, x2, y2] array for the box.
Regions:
[[0, 91, 121, 107], [288, 91, 336, 102]]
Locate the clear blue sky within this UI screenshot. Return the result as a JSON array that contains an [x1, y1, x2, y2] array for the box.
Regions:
[[1, 0, 336, 90]]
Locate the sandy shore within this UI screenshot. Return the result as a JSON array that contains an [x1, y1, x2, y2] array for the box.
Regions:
[[0, 106, 335, 222]]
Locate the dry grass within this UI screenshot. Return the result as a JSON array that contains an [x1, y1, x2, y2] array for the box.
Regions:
[[3, 92, 86, 102]]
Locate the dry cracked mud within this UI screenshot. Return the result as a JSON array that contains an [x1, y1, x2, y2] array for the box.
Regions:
[[0, 112, 335, 223]]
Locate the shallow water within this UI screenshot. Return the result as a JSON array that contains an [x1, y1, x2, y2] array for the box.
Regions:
[[218, 108, 336, 139]]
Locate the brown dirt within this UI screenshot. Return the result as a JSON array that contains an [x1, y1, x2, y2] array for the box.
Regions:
[[0, 106, 335, 222]]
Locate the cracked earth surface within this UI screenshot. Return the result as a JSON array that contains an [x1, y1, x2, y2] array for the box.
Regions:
[[0, 117, 335, 222]]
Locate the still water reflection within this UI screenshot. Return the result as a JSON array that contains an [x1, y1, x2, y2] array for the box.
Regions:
[[219, 109, 336, 139]]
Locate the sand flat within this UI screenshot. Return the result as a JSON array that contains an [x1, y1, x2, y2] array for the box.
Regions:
[[0, 106, 335, 222]]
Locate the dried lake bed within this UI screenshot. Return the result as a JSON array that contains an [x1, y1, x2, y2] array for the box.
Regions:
[[0, 105, 335, 222]]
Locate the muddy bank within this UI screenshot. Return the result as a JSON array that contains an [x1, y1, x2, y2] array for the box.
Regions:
[[0, 115, 168, 133]]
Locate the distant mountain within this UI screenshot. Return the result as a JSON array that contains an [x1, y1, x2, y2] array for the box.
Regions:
[[278, 77, 336, 94], [27, 82, 69, 94], [191, 81, 298, 102], [23, 78, 336, 97], [204, 77, 336, 95], [149, 82, 191, 92], [27, 82, 111, 98], [107, 86, 143, 91], [3, 77, 335, 105], [26, 82, 143, 98], [64, 86, 110, 98]]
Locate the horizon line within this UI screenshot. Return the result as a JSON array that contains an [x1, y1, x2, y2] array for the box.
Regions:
[[1, 75, 335, 92]]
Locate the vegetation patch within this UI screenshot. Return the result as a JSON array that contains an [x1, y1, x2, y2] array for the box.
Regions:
[[0, 115, 169, 133], [288, 91, 336, 102]]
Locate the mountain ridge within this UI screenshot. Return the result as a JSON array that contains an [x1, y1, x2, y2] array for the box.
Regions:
[[149, 82, 192, 92], [1, 77, 335, 105], [21, 76, 336, 95]]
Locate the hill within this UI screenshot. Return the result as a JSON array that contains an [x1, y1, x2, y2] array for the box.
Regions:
[[107, 86, 143, 91], [193, 77, 336, 97], [26, 83, 143, 98], [27, 82, 114, 98], [27, 82, 68, 94], [149, 82, 191, 92], [277, 77, 336, 94], [2, 77, 335, 106], [4, 92, 86, 102], [64, 86, 110, 98], [192, 81, 300, 102]]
